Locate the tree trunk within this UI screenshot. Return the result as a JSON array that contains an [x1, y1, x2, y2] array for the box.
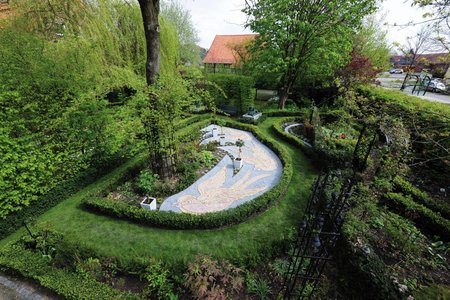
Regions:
[[138, 0, 160, 86], [278, 87, 288, 109], [138, 0, 174, 179], [278, 71, 295, 109]]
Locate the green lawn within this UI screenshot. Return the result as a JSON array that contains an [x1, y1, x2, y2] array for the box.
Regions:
[[1, 117, 316, 268]]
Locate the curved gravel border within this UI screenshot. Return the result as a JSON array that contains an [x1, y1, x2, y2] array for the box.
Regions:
[[0, 273, 57, 300]]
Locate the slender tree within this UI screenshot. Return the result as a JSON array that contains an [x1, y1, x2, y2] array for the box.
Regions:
[[138, 0, 161, 85]]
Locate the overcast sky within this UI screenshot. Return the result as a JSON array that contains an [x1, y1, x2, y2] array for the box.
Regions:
[[178, 0, 433, 50]]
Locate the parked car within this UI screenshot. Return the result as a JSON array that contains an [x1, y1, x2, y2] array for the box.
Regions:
[[426, 79, 446, 93], [389, 68, 404, 74]]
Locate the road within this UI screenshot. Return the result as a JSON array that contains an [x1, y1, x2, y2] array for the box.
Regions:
[[377, 72, 450, 105]]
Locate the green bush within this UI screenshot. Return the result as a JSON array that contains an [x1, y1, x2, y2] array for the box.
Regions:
[[137, 170, 158, 194], [384, 192, 450, 241], [207, 74, 255, 114], [0, 242, 139, 300], [82, 120, 293, 230], [143, 260, 177, 300], [264, 111, 304, 117], [314, 136, 356, 170], [246, 273, 272, 300], [393, 176, 450, 220], [336, 236, 401, 300]]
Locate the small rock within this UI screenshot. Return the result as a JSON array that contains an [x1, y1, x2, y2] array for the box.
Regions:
[[398, 284, 408, 293]]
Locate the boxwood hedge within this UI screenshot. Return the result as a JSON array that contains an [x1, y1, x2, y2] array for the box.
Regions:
[[393, 176, 450, 220], [272, 118, 355, 170], [82, 119, 293, 230], [0, 242, 139, 300], [384, 192, 450, 241]]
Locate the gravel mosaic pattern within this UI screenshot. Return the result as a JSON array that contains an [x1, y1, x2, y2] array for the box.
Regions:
[[159, 125, 283, 214]]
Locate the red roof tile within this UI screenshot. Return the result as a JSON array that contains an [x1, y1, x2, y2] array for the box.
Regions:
[[203, 34, 258, 65]]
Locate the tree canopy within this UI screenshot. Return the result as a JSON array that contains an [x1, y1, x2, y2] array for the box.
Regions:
[[243, 0, 377, 109]]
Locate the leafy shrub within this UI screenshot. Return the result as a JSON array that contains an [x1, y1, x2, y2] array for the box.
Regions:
[[314, 135, 356, 170], [76, 258, 103, 281], [200, 150, 215, 168], [265, 111, 304, 117], [137, 170, 159, 194], [184, 255, 243, 300], [0, 157, 126, 241], [144, 260, 177, 300], [0, 242, 139, 300]]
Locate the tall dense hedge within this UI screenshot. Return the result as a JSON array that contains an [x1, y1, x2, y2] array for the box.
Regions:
[[207, 74, 255, 114]]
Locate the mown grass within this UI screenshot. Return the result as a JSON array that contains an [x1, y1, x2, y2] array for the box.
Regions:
[[1, 117, 316, 268]]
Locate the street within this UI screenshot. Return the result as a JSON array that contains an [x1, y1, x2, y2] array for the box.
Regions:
[[377, 72, 450, 105]]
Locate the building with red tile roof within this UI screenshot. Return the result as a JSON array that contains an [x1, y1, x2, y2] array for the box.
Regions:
[[203, 34, 257, 73]]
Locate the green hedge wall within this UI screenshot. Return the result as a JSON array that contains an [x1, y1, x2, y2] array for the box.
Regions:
[[0, 242, 139, 300], [82, 120, 293, 229], [384, 192, 450, 241], [207, 74, 255, 114], [393, 176, 450, 220]]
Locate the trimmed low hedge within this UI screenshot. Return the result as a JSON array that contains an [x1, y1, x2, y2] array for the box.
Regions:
[[272, 118, 355, 170], [175, 114, 211, 131], [384, 192, 450, 241], [393, 176, 450, 220], [0, 242, 139, 300], [82, 119, 293, 230], [264, 111, 305, 117], [271, 118, 313, 156], [0, 159, 127, 241]]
